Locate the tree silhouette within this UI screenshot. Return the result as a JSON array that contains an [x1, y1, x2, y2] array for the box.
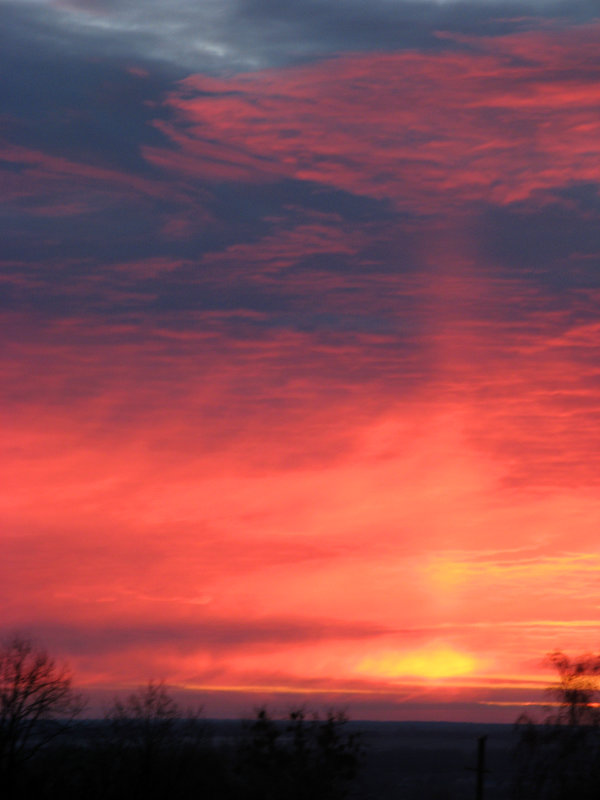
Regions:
[[0, 635, 84, 796], [104, 680, 207, 800], [544, 650, 600, 727], [107, 680, 181, 754], [513, 650, 600, 800], [236, 707, 362, 800]]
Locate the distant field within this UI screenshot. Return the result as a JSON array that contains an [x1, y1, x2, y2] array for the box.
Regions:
[[347, 721, 515, 800]]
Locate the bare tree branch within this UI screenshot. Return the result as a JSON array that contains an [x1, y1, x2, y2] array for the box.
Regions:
[[0, 635, 85, 792]]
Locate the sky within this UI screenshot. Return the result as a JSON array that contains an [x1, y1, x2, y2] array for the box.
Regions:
[[2, 0, 600, 722]]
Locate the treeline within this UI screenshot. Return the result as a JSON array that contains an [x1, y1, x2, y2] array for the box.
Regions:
[[18, 706, 361, 800], [0, 637, 361, 800]]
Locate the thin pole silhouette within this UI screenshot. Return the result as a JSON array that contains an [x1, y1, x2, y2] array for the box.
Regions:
[[476, 735, 487, 800]]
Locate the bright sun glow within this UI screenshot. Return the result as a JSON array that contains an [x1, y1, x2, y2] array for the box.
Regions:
[[357, 648, 478, 680]]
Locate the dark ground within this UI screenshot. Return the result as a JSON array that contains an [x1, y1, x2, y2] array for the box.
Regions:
[[348, 721, 514, 800], [17, 718, 517, 800], [205, 719, 515, 800]]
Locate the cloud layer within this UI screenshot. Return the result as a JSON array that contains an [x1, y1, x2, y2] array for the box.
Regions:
[[2, 1, 600, 718]]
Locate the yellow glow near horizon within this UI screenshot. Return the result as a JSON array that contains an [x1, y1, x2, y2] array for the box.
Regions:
[[357, 648, 478, 681]]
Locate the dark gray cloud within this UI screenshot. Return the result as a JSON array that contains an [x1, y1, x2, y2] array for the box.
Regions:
[[1, 0, 598, 74], [478, 186, 600, 290], [5, 617, 394, 657]]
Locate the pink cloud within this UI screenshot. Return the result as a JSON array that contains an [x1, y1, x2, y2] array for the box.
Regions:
[[4, 290, 600, 708], [3, 20, 600, 716], [146, 24, 600, 209]]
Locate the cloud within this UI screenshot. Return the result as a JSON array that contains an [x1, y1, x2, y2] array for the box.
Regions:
[[148, 27, 600, 210], [2, 0, 599, 74], [2, 0, 600, 717], [6, 616, 391, 656]]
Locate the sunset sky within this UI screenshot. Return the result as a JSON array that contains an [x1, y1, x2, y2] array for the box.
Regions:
[[2, 0, 600, 721]]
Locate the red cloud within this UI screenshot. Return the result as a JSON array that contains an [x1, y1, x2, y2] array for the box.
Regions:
[[146, 24, 600, 208]]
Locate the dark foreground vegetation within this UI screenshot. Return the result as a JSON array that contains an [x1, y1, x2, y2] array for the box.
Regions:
[[14, 709, 361, 800], [4, 635, 600, 799]]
